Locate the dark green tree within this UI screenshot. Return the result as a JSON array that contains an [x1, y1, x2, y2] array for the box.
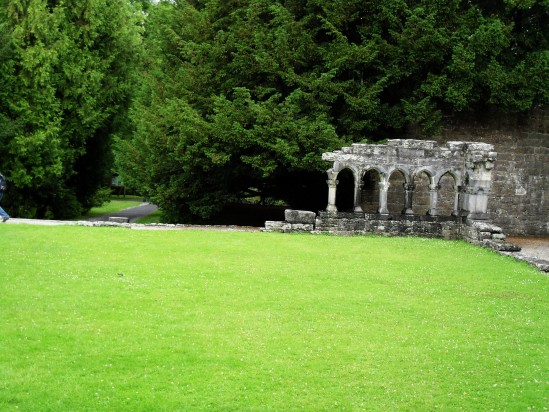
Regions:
[[117, 0, 346, 222], [117, 0, 548, 223], [0, 0, 143, 218]]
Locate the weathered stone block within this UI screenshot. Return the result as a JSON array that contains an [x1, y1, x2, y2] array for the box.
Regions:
[[478, 231, 493, 240], [471, 221, 502, 233], [289, 223, 314, 232], [483, 239, 521, 252], [264, 221, 291, 232], [284, 209, 317, 224], [492, 233, 506, 240]]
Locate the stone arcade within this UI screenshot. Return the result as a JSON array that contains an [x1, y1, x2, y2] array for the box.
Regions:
[[265, 139, 519, 252]]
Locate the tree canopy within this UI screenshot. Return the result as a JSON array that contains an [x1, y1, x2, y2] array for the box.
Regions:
[[117, 0, 548, 223], [1, 0, 546, 221], [0, 0, 143, 218]]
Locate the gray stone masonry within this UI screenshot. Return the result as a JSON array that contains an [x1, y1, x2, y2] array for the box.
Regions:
[[264, 221, 314, 233], [264, 138, 529, 264], [420, 109, 549, 236], [265, 209, 531, 267], [284, 209, 316, 224], [322, 139, 496, 221], [314, 211, 460, 239]]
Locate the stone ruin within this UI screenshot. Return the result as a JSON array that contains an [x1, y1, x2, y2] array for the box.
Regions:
[[265, 139, 520, 253]]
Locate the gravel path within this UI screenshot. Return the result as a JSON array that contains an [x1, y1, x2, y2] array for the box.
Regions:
[[507, 236, 549, 261]]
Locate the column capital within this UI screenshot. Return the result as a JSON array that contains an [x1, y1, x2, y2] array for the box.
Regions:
[[379, 182, 390, 191]]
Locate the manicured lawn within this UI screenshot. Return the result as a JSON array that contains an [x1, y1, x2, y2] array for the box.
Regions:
[[135, 209, 163, 224], [0, 225, 547, 411]]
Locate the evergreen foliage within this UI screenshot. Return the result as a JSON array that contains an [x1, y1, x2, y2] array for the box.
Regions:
[[0, 0, 142, 218], [117, 0, 547, 222], [1, 0, 546, 221]]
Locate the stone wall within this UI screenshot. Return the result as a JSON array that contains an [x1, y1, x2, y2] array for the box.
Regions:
[[313, 212, 460, 239], [265, 209, 521, 254], [322, 139, 497, 221], [414, 109, 549, 236]]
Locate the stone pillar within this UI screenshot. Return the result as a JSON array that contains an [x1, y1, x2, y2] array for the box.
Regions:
[[462, 145, 497, 221], [402, 183, 415, 215], [427, 184, 439, 216], [462, 186, 490, 219], [326, 179, 338, 212], [452, 186, 462, 216], [378, 182, 389, 214], [354, 179, 364, 212]]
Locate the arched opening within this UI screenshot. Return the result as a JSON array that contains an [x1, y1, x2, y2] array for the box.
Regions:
[[361, 169, 381, 213], [335, 168, 355, 212], [387, 170, 406, 214], [412, 171, 431, 215], [438, 172, 456, 216]]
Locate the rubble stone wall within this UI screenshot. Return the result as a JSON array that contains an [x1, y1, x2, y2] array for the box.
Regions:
[[313, 212, 460, 239], [414, 109, 549, 236], [265, 210, 520, 253]]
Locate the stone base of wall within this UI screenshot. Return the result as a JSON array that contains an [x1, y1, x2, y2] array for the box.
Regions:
[[264, 221, 314, 233], [265, 209, 521, 244], [461, 221, 521, 252], [313, 211, 461, 239], [264, 209, 548, 270]]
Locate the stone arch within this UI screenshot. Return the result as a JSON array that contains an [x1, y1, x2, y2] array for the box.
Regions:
[[334, 168, 355, 212], [414, 167, 435, 180], [361, 168, 384, 213], [322, 139, 495, 220], [436, 172, 458, 216], [359, 165, 388, 182], [332, 161, 360, 177], [435, 169, 461, 188], [412, 169, 433, 215], [386, 166, 411, 184], [387, 169, 407, 214]]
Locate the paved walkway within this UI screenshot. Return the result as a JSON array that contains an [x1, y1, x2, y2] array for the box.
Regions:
[[88, 202, 158, 223]]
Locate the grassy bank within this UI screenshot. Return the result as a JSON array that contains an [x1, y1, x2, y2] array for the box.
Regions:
[[0, 225, 547, 411]]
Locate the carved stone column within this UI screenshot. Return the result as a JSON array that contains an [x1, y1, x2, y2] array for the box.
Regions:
[[326, 179, 338, 212], [354, 179, 364, 212], [427, 183, 439, 216], [378, 182, 389, 214], [402, 183, 415, 215]]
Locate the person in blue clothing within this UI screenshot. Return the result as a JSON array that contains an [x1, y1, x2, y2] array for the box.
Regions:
[[0, 172, 10, 222]]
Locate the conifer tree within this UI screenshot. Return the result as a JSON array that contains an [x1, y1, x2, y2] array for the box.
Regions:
[[118, 0, 547, 223], [0, 0, 142, 218]]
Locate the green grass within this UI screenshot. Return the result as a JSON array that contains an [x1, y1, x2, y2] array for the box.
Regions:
[[135, 209, 163, 224], [0, 225, 547, 411]]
